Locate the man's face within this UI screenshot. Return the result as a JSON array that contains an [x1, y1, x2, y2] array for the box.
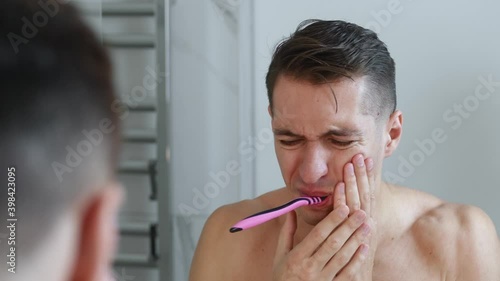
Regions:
[[271, 75, 387, 225]]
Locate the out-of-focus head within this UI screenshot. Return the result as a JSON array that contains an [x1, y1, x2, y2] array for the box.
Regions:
[[0, 0, 124, 280]]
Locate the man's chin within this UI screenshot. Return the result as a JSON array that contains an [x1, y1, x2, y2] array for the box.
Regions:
[[298, 207, 332, 226]]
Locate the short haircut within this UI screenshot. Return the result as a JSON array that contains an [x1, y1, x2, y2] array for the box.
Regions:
[[0, 0, 119, 257], [266, 19, 396, 120]]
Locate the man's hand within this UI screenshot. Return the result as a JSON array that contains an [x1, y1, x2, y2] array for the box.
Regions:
[[340, 154, 377, 279], [342, 154, 375, 217], [272, 154, 376, 280], [272, 205, 370, 280]]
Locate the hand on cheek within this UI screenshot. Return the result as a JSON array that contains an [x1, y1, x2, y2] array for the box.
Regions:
[[342, 154, 378, 277], [342, 154, 375, 217]]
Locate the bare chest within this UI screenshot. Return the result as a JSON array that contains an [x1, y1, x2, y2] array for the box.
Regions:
[[231, 238, 447, 281], [372, 235, 447, 281]]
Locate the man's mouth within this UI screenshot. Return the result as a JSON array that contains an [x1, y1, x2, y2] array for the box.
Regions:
[[299, 192, 332, 208]]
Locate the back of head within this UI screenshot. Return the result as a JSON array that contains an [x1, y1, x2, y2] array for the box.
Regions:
[[266, 19, 397, 121], [0, 0, 120, 276]]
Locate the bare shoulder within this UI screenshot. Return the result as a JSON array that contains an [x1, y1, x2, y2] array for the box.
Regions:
[[189, 189, 287, 281], [411, 202, 500, 280]]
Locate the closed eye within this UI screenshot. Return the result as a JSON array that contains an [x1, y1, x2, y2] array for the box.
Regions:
[[330, 139, 355, 147], [279, 139, 302, 146]]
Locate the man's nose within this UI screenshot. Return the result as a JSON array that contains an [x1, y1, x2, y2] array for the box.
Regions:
[[299, 143, 328, 184]]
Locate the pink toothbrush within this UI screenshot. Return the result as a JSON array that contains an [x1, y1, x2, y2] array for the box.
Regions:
[[229, 196, 326, 233]]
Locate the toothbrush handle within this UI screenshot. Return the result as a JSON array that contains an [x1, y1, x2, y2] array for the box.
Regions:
[[229, 197, 319, 233]]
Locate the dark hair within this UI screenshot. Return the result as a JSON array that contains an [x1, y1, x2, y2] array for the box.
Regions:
[[0, 0, 119, 256], [266, 19, 396, 120]]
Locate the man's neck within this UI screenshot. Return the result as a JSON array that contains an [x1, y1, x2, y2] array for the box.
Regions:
[[372, 181, 400, 246]]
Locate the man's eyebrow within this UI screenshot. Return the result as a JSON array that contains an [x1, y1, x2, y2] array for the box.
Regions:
[[273, 128, 363, 138], [273, 129, 302, 138], [321, 128, 363, 137]]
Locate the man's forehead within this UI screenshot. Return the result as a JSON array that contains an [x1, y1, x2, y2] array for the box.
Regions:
[[272, 75, 366, 113], [274, 75, 366, 106], [270, 75, 375, 137]]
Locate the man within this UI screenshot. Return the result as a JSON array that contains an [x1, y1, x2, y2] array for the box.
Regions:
[[0, 1, 124, 280], [190, 20, 500, 280]]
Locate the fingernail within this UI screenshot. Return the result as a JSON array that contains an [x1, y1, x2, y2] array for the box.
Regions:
[[339, 205, 349, 217], [355, 211, 366, 222], [366, 158, 374, 171], [347, 163, 354, 175], [360, 244, 369, 255], [355, 155, 364, 167]]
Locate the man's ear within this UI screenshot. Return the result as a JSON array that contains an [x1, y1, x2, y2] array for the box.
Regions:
[[384, 110, 403, 158], [69, 182, 124, 281], [268, 105, 272, 118]]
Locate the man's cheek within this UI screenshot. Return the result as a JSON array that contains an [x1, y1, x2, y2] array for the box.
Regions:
[[331, 148, 363, 167], [276, 152, 297, 188]]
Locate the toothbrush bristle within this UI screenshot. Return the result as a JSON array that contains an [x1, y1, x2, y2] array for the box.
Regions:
[[308, 196, 325, 204]]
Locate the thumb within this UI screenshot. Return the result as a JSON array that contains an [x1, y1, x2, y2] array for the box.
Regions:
[[274, 210, 297, 261]]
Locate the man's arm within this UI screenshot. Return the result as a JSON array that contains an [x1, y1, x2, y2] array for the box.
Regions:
[[456, 205, 500, 281]]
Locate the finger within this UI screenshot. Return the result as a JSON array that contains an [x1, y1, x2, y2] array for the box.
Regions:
[[365, 157, 376, 216], [274, 210, 297, 264], [344, 162, 360, 215], [294, 205, 349, 257], [323, 219, 370, 278], [311, 210, 366, 270], [332, 244, 370, 280], [353, 154, 370, 215], [333, 182, 346, 210]]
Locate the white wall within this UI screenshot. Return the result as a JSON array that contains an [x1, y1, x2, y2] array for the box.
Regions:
[[248, 0, 500, 229], [170, 0, 240, 279], [171, 0, 240, 217]]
